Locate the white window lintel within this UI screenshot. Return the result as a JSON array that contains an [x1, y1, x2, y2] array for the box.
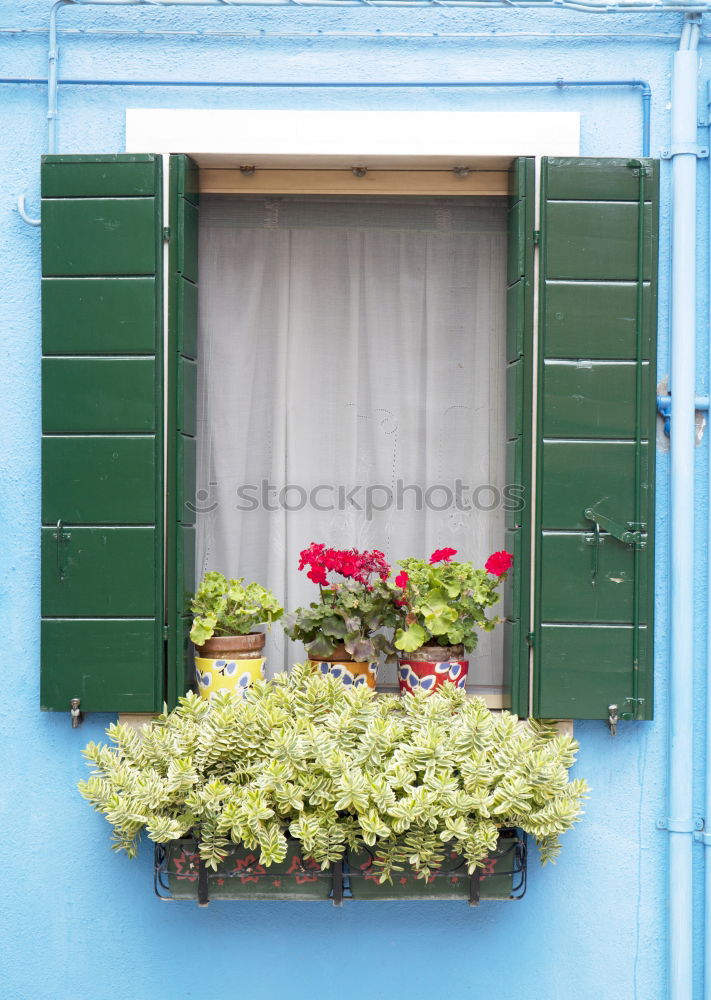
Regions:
[[125, 109, 580, 167]]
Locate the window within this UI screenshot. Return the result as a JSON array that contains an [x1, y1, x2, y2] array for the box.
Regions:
[[197, 192, 507, 690], [40, 153, 657, 722]]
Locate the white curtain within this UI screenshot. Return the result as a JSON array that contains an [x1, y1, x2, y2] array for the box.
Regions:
[[197, 194, 508, 688]]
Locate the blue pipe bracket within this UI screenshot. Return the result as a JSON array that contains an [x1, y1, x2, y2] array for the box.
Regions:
[[657, 393, 710, 436]]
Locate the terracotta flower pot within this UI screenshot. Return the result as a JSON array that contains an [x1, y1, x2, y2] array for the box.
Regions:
[[308, 643, 378, 690], [197, 633, 266, 657], [194, 632, 266, 701], [397, 643, 468, 695]]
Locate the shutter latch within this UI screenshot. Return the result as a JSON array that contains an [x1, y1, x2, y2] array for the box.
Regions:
[[584, 507, 645, 587], [53, 519, 71, 582], [584, 507, 645, 547]]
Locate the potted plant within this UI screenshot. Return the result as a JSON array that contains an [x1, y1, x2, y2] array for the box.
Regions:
[[190, 571, 283, 700], [393, 548, 513, 694], [283, 543, 399, 689], [79, 666, 587, 903]]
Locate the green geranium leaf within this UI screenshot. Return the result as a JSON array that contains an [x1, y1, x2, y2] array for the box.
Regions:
[[345, 636, 375, 661], [321, 616, 348, 639], [191, 573, 283, 637], [190, 613, 217, 646], [425, 614, 458, 636], [394, 623, 428, 653], [307, 634, 338, 658]]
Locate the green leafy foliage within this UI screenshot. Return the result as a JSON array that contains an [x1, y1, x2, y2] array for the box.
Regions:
[[284, 579, 400, 661], [79, 668, 588, 878], [395, 557, 506, 653], [190, 571, 283, 645]]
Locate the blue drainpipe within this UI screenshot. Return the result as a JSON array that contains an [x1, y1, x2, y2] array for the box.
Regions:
[[705, 73, 711, 1000], [668, 14, 700, 1000]]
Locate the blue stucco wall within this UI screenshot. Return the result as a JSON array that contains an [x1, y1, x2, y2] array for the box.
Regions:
[[1, 4, 707, 998]]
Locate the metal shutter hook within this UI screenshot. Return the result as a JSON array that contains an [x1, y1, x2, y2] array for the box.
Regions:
[[17, 193, 41, 227]]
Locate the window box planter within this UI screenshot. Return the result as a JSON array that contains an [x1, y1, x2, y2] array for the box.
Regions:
[[158, 837, 338, 903], [154, 830, 526, 905], [347, 828, 526, 903]]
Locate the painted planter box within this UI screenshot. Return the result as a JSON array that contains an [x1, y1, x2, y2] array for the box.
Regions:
[[155, 831, 525, 903], [347, 829, 525, 901], [159, 838, 335, 901]]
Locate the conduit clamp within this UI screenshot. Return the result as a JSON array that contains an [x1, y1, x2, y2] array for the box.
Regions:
[[656, 394, 709, 437], [656, 816, 704, 834], [660, 142, 709, 159]]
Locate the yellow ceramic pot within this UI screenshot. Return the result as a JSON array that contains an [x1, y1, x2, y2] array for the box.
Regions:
[[195, 656, 265, 701], [309, 659, 378, 689]]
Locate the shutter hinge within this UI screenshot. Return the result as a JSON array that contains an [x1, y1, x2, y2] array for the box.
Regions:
[[526, 631, 535, 648], [620, 696, 645, 722], [163, 226, 171, 242], [532, 230, 541, 246], [163, 625, 170, 640], [626, 158, 653, 175]]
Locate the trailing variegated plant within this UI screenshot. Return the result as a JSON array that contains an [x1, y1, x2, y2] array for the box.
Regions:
[[79, 665, 588, 881]]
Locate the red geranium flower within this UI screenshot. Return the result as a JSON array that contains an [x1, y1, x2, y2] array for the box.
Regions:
[[299, 543, 391, 587], [395, 571, 409, 589], [485, 550, 513, 577], [307, 565, 328, 586], [429, 548, 457, 564]]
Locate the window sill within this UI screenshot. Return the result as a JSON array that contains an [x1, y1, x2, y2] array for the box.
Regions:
[[119, 708, 573, 737]]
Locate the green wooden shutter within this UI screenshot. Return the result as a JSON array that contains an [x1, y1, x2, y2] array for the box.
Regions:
[[503, 158, 536, 716], [533, 157, 658, 720], [41, 154, 165, 712], [166, 155, 199, 708]]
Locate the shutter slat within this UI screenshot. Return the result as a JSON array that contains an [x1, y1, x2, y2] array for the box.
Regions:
[[41, 527, 156, 617], [42, 278, 157, 355], [534, 157, 658, 721], [42, 358, 156, 433], [42, 199, 158, 276], [40, 154, 158, 198], [40, 153, 164, 713]]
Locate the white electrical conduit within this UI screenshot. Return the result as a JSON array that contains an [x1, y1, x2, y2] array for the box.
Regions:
[[668, 13, 700, 1000]]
